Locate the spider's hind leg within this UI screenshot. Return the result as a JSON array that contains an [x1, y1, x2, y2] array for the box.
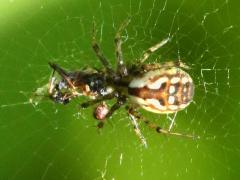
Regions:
[[159, 60, 191, 69], [128, 107, 197, 140], [141, 60, 191, 72], [139, 37, 171, 63], [127, 106, 148, 148]]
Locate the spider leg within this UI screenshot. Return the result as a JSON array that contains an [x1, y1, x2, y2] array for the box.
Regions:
[[127, 106, 148, 148], [105, 95, 127, 118], [159, 60, 191, 69], [114, 19, 130, 77], [128, 107, 198, 139], [92, 21, 114, 74], [139, 37, 171, 63], [139, 60, 190, 73]]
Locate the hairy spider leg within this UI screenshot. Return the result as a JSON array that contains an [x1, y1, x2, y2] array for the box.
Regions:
[[140, 37, 171, 63], [92, 20, 114, 75], [140, 61, 191, 72], [159, 61, 190, 69], [114, 18, 131, 77], [128, 109, 148, 148], [128, 107, 198, 139]]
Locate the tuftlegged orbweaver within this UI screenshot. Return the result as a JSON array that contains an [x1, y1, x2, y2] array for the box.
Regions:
[[42, 20, 196, 147]]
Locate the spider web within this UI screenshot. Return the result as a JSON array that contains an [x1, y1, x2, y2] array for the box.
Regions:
[[0, 0, 240, 179]]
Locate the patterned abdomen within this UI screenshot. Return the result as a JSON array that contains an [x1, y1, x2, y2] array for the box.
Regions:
[[128, 67, 194, 113]]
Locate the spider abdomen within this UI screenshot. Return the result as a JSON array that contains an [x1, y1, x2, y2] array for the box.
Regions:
[[128, 67, 194, 113]]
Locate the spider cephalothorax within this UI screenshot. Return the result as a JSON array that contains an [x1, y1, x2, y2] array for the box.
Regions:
[[43, 20, 196, 147]]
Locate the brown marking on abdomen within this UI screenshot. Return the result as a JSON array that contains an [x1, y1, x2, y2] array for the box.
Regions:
[[128, 80, 194, 106]]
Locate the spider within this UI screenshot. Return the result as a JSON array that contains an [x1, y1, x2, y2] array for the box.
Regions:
[[46, 20, 196, 147]]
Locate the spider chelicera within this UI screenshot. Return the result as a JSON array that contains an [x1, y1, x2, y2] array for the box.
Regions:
[[42, 20, 196, 147]]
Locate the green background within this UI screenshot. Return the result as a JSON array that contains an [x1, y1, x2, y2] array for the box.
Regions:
[[0, 0, 240, 180]]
